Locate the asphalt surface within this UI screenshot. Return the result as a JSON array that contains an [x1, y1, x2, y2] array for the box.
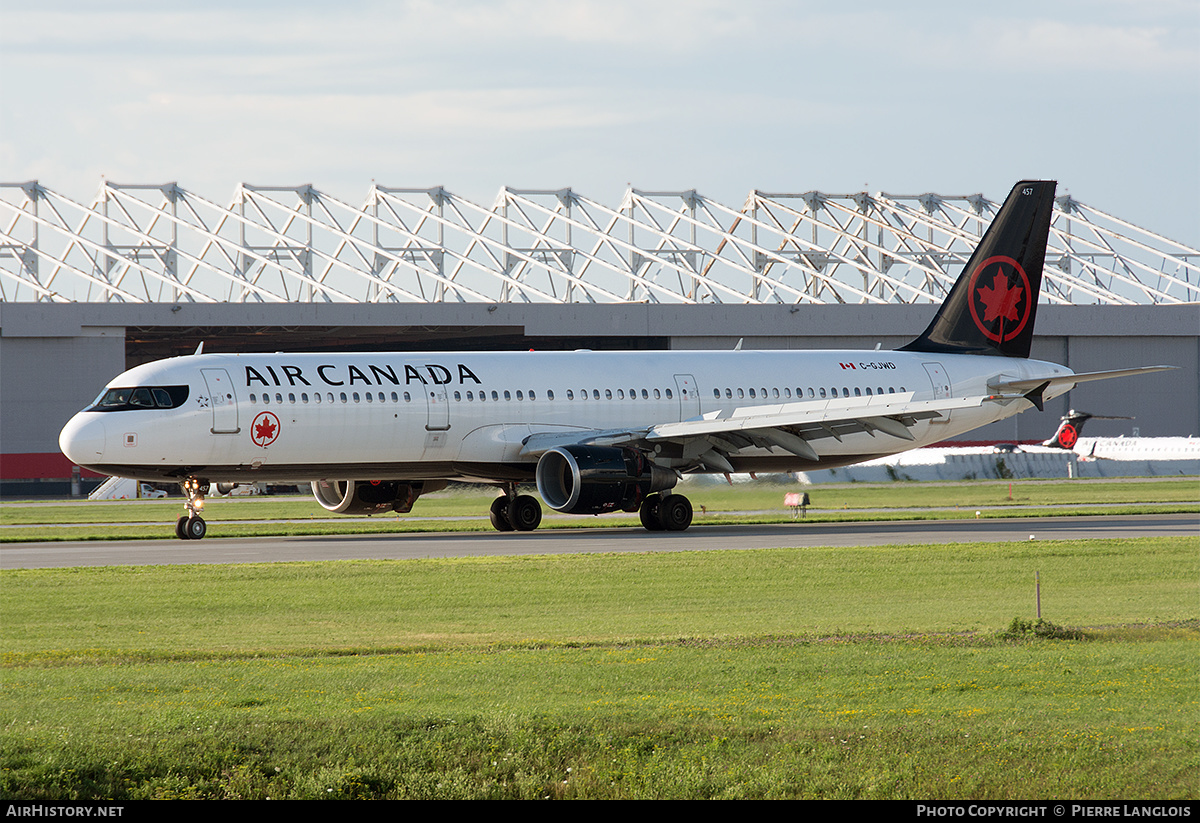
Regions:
[[2, 512, 1195, 569]]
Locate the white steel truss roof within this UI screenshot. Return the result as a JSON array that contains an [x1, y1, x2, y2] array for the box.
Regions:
[[1, 181, 1196, 305]]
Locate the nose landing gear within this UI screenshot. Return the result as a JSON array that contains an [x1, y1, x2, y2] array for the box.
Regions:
[[175, 478, 209, 540]]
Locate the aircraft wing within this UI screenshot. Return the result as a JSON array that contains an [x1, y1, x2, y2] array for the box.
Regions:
[[519, 392, 988, 471]]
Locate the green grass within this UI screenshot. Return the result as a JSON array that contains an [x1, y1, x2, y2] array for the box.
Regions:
[[2, 477, 1196, 542], [2, 536, 1197, 799]]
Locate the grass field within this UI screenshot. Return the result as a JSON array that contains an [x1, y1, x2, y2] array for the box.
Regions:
[[2, 526, 1197, 799], [3, 476, 1197, 542]]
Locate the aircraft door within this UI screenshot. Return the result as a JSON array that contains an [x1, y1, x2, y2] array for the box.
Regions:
[[201, 368, 239, 433], [922, 362, 952, 424], [674, 374, 700, 421], [425, 382, 450, 431]]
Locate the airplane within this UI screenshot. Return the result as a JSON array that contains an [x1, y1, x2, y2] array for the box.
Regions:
[[59, 180, 1175, 540], [1040, 410, 1200, 463]]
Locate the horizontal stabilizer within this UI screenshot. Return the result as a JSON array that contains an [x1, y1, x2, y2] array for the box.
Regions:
[[990, 366, 1176, 395]]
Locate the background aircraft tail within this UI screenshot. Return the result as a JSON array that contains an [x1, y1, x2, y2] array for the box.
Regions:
[[1042, 410, 1134, 449], [899, 180, 1057, 359]]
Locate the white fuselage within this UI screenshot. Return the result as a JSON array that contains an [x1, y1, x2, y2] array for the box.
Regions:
[[59, 348, 1073, 484]]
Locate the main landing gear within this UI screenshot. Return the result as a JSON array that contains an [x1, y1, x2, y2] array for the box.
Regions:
[[487, 488, 694, 533], [175, 477, 209, 540], [638, 492, 693, 532], [489, 485, 543, 532]]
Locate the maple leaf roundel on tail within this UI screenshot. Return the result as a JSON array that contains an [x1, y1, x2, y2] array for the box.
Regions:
[[251, 411, 281, 447], [1057, 422, 1079, 449], [968, 255, 1032, 345]]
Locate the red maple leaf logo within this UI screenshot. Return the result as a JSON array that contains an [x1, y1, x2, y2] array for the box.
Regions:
[[976, 269, 1024, 323], [1058, 423, 1078, 449], [251, 412, 279, 447]]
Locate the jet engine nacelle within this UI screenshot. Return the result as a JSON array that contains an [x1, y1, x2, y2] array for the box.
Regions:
[[311, 479, 443, 515], [535, 445, 677, 515]]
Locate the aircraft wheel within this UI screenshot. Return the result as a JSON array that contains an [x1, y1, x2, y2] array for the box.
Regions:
[[639, 495, 664, 531], [507, 494, 542, 532], [489, 496, 514, 531], [185, 516, 207, 540], [176, 516, 191, 540], [656, 493, 693, 532]]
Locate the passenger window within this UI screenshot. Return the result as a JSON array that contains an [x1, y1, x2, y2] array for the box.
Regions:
[[454, 391, 462, 401], [340, 392, 348, 403], [249, 393, 258, 404], [665, 389, 672, 399], [605, 389, 612, 399], [641, 389, 648, 399], [567, 390, 574, 400], [737, 388, 744, 398], [290, 393, 297, 403], [275, 393, 283, 403], [653, 389, 661, 399], [547, 390, 553, 400], [302, 393, 309, 403], [504, 391, 512, 401], [749, 389, 756, 398], [492, 391, 499, 401], [593, 389, 600, 400], [529, 391, 536, 400], [854, 388, 862, 396], [725, 388, 732, 399], [391, 392, 398, 402], [819, 388, 827, 398], [314, 393, 322, 404]]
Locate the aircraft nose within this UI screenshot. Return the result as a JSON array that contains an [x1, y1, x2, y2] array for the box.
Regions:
[[59, 413, 106, 466]]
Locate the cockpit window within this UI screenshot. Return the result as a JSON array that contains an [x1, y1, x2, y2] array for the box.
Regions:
[[89, 385, 190, 411]]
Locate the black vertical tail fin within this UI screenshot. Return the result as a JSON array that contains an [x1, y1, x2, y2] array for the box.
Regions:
[[899, 180, 1057, 358], [1042, 410, 1132, 448], [1044, 411, 1090, 449]]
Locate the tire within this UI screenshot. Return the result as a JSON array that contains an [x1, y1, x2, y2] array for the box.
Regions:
[[176, 516, 191, 540], [507, 494, 542, 532], [639, 495, 664, 531], [489, 496, 514, 531], [185, 516, 207, 540], [656, 494, 693, 532]]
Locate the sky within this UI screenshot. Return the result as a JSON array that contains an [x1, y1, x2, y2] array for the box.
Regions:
[[2, 0, 1198, 247]]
